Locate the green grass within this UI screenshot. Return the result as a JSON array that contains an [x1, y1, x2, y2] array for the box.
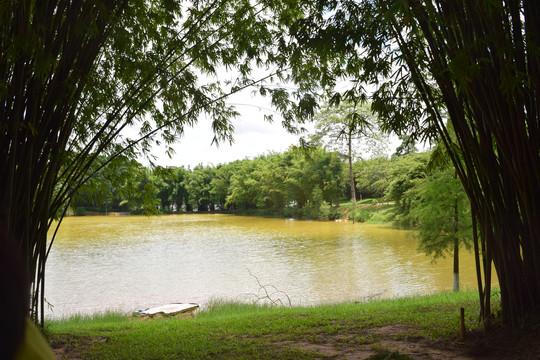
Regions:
[[337, 198, 395, 224], [46, 291, 487, 359]]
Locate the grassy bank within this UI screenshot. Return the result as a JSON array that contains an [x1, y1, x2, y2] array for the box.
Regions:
[[47, 291, 499, 359], [338, 198, 395, 224]]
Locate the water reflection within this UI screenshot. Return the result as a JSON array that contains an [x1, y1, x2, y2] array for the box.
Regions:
[[45, 214, 494, 318]]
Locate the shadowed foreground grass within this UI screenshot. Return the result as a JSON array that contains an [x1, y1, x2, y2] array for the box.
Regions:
[[46, 291, 491, 359]]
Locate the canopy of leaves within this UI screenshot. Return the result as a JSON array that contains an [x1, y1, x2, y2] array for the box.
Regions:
[[311, 101, 389, 160]]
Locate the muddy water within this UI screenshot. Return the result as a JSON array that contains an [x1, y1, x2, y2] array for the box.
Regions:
[[45, 214, 494, 318]]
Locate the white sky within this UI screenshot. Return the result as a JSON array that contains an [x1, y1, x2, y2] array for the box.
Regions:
[[138, 79, 411, 169], [142, 99, 407, 169], [144, 91, 306, 169]]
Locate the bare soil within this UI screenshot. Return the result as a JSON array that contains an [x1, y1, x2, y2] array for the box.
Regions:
[[279, 324, 540, 360]]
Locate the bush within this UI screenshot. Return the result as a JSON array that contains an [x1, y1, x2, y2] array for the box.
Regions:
[[328, 208, 342, 220], [349, 208, 373, 222], [301, 206, 318, 219], [318, 202, 331, 221], [281, 203, 342, 221]]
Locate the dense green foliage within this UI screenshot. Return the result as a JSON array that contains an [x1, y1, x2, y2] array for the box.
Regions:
[[47, 291, 485, 359], [72, 146, 347, 220]]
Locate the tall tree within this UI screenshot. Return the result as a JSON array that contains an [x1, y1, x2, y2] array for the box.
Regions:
[[280, 0, 540, 327], [312, 102, 388, 204], [354, 157, 391, 201]]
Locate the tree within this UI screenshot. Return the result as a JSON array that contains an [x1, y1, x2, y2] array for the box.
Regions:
[[311, 102, 388, 205], [256, 153, 288, 210], [226, 159, 262, 210], [393, 135, 418, 157], [283, 146, 344, 212], [385, 152, 430, 226], [280, 0, 540, 327], [152, 167, 184, 213], [171, 167, 191, 212], [0, 0, 292, 324], [210, 163, 237, 211], [354, 157, 391, 201], [409, 169, 472, 292], [184, 165, 217, 211], [71, 155, 142, 214]]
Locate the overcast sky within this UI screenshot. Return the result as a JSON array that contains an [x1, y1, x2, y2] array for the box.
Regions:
[[140, 90, 307, 169], [138, 84, 408, 169]]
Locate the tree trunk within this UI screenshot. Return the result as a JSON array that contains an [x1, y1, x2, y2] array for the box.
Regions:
[[452, 171, 460, 293], [348, 133, 357, 205], [453, 238, 460, 292]]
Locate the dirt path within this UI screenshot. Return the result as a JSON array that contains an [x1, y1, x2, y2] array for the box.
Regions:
[[279, 324, 540, 359]]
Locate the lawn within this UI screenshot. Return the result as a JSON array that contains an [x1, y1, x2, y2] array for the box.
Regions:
[[45, 291, 526, 359]]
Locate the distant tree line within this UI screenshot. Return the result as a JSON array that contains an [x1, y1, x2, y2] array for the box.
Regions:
[[72, 146, 463, 225], [71, 146, 345, 219]]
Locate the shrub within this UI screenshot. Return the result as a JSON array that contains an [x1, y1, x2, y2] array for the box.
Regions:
[[318, 202, 331, 221], [73, 207, 86, 216], [349, 208, 373, 222]]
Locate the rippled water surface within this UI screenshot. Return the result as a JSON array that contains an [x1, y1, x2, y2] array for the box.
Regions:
[[45, 214, 492, 317]]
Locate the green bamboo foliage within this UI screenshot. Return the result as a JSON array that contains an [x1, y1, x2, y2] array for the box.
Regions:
[[280, 0, 540, 326], [0, 0, 290, 325], [1, 0, 127, 326]]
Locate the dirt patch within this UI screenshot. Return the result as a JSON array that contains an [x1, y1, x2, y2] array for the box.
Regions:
[[276, 324, 540, 360], [279, 340, 340, 357], [50, 335, 107, 360]]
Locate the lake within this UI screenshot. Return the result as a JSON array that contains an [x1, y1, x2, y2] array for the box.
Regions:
[[45, 214, 491, 318]]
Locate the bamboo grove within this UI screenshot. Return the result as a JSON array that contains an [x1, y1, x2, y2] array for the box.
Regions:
[[387, 0, 540, 328], [0, 0, 292, 325], [282, 0, 540, 326]]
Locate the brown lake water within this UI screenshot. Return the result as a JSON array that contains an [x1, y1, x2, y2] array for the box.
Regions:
[[45, 214, 494, 318]]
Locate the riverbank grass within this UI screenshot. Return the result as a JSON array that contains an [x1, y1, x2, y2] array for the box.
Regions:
[[47, 291, 487, 359], [339, 198, 395, 224]]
